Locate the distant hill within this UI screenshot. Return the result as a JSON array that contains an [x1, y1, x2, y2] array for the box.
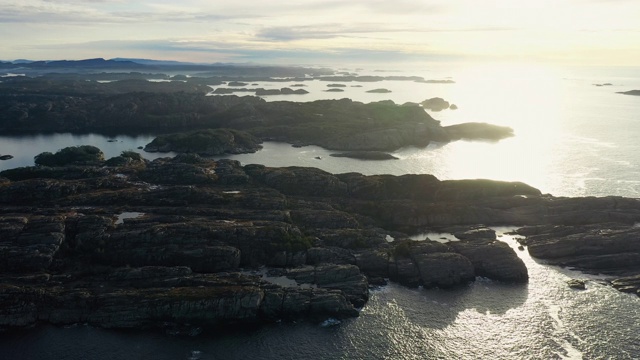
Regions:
[[0, 57, 335, 78], [14, 58, 144, 69], [111, 58, 200, 66]]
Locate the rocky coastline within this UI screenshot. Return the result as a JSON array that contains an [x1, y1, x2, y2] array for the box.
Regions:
[[2, 72, 640, 336], [2, 147, 640, 331]]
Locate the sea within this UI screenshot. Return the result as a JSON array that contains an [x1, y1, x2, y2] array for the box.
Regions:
[[1, 63, 639, 359]]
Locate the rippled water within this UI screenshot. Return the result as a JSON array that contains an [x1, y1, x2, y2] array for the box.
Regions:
[[3, 229, 639, 359], [1, 64, 640, 359]]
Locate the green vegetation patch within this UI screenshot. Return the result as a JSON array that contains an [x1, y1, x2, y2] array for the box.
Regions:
[[35, 145, 105, 166]]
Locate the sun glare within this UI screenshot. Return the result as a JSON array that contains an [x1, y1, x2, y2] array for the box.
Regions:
[[429, 63, 566, 192]]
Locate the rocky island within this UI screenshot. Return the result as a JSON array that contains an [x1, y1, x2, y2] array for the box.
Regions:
[[0, 76, 512, 152], [365, 88, 392, 93], [421, 97, 454, 112], [329, 151, 399, 160], [618, 90, 640, 96]]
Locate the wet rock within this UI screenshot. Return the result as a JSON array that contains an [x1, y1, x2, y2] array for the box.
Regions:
[[567, 279, 586, 290], [611, 275, 640, 295], [451, 227, 496, 241]]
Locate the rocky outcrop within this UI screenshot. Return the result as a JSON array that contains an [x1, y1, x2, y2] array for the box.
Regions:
[[330, 151, 398, 160], [285, 264, 369, 307], [212, 87, 258, 94], [450, 239, 528, 282], [388, 241, 475, 287], [516, 225, 640, 276], [144, 128, 262, 155], [567, 279, 587, 290], [0, 271, 358, 329], [421, 97, 451, 112], [366, 88, 392, 93], [611, 275, 640, 296], [443, 122, 514, 141], [617, 90, 640, 96], [255, 88, 308, 95], [3, 153, 640, 329]]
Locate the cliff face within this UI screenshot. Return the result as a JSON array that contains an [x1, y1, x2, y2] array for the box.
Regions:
[[2, 154, 640, 330]]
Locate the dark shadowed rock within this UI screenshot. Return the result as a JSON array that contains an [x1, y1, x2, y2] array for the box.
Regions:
[[255, 88, 308, 95], [567, 279, 586, 290], [366, 88, 392, 93], [4, 149, 640, 328], [521, 225, 640, 276], [617, 90, 640, 96], [611, 275, 640, 296], [415, 79, 455, 84], [421, 97, 450, 112], [413, 252, 475, 288], [144, 128, 262, 155], [443, 122, 514, 141], [450, 240, 528, 282], [330, 151, 398, 160]]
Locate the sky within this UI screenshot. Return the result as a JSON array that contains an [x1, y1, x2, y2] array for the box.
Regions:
[[2, 0, 640, 66]]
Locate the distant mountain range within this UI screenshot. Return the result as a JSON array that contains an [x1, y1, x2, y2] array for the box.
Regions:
[[0, 58, 334, 78], [4, 58, 144, 68]]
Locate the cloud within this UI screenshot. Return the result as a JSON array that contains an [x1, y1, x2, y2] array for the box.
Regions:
[[0, 0, 240, 24], [256, 25, 377, 42], [255, 24, 516, 42], [22, 38, 459, 65], [2, 0, 639, 66]]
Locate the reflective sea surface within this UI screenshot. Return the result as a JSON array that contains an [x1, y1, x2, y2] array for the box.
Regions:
[[1, 64, 639, 359], [0, 133, 174, 172], [2, 229, 639, 359]]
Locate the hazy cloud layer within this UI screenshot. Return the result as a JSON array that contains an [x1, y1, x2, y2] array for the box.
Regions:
[[2, 0, 639, 65]]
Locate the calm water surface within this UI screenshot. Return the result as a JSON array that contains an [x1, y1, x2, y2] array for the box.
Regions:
[[0, 133, 174, 172], [1, 64, 639, 359]]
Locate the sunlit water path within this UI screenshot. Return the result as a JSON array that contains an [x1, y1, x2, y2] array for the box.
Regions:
[[1, 64, 639, 359]]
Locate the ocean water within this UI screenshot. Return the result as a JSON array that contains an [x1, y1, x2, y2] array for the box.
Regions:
[[1, 64, 640, 359], [214, 64, 640, 198], [0, 133, 174, 172]]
